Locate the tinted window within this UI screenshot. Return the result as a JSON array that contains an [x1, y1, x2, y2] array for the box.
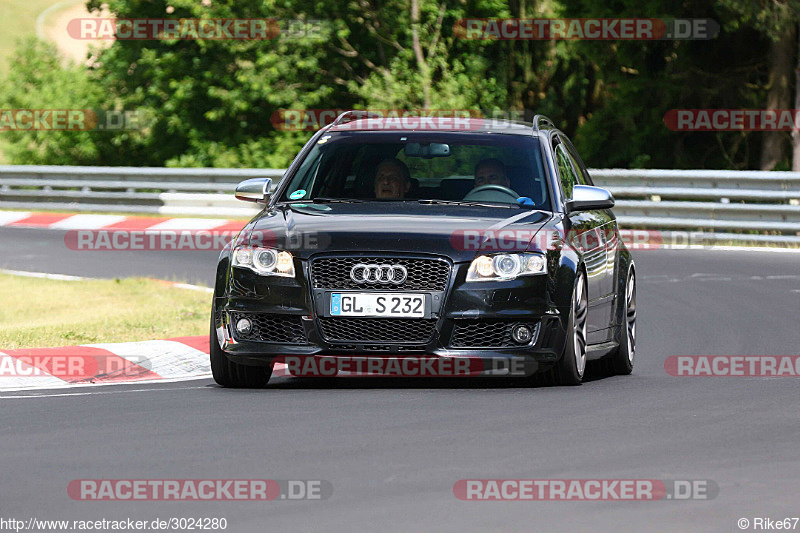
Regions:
[[554, 142, 579, 200], [280, 132, 551, 209], [561, 136, 593, 186]]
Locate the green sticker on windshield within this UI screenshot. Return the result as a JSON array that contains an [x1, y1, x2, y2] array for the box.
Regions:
[[289, 190, 306, 200]]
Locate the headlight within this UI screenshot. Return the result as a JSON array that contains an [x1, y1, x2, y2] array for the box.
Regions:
[[466, 253, 547, 281], [232, 246, 295, 277]]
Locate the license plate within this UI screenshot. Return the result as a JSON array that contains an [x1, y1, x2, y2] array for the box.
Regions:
[[330, 293, 425, 318]]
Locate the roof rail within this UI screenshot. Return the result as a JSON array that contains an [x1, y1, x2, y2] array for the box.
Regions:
[[331, 110, 383, 127], [532, 115, 555, 131]]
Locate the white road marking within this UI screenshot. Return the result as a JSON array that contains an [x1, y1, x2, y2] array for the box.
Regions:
[[642, 273, 800, 283], [35, 0, 76, 40], [0, 374, 213, 394], [662, 245, 800, 253], [167, 282, 214, 294], [48, 214, 128, 230], [0, 211, 32, 225], [0, 384, 210, 399], [0, 268, 86, 281]]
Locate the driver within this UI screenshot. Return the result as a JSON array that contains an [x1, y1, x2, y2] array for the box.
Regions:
[[374, 158, 411, 199], [473, 158, 511, 189]]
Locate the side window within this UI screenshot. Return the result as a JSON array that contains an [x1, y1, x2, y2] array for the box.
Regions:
[[554, 142, 579, 200], [562, 136, 593, 186]]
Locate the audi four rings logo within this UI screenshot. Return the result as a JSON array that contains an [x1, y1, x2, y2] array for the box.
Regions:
[[350, 263, 408, 284]]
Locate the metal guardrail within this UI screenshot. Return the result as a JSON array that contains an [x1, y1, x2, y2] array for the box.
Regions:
[[1, 165, 799, 244], [589, 169, 800, 241], [0, 165, 284, 217]]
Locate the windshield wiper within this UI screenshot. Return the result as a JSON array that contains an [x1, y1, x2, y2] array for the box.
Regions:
[[281, 197, 363, 204], [417, 199, 517, 208], [311, 197, 364, 203]]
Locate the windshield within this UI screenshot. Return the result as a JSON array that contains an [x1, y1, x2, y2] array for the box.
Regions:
[[279, 132, 551, 209]]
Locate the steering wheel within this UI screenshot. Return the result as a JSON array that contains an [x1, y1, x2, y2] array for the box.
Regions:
[[463, 184, 519, 203]]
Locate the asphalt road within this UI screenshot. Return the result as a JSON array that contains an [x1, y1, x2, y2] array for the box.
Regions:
[[1, 225, 799, 532], [0, 227, 219, 285]]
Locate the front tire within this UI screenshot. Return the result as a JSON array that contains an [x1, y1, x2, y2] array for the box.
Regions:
[[210, 319, 271, 388], [553, 270, 588, 386]]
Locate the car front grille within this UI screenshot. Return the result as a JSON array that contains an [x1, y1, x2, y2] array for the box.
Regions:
[[317, 317, 438, 344], [310, 256, 451, 291], [229, 312, 308, 344], [449, 320, 539, 348]]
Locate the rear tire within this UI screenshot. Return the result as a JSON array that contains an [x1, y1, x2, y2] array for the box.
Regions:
[[210, 319, 271, 388], [608, 269, 636, 375], [550, 270, 588, 386]]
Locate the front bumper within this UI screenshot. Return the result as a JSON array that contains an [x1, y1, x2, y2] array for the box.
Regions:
[[214, 257, 569, 371]]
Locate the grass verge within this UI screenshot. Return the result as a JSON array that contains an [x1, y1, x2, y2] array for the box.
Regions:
[[0, 274, 211, 349]]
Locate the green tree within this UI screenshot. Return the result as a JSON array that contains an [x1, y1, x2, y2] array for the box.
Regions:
[[1, 0, 794, 170], [718, 0, 800, 170], [0, 39, 108, 165], [556, 0, 774, 169]]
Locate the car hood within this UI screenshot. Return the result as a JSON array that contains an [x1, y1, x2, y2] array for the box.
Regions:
[[244, 202, 555, 262]]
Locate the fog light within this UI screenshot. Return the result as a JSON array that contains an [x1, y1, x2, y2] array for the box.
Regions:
[[511, 324, 533, 344], [236, 318, 252, 335]]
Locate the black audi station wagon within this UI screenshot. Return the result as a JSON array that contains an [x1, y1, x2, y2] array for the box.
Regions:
[[211, 112, 636, 387]]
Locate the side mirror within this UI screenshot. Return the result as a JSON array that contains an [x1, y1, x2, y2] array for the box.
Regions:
[[235, 178, 272, 204], [566, 185, 615, 213]]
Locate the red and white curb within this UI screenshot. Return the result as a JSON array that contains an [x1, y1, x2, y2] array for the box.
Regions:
[[0, 336, 304, 392], [0, 336, 212, 392], [0, 211, 247, 233]]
